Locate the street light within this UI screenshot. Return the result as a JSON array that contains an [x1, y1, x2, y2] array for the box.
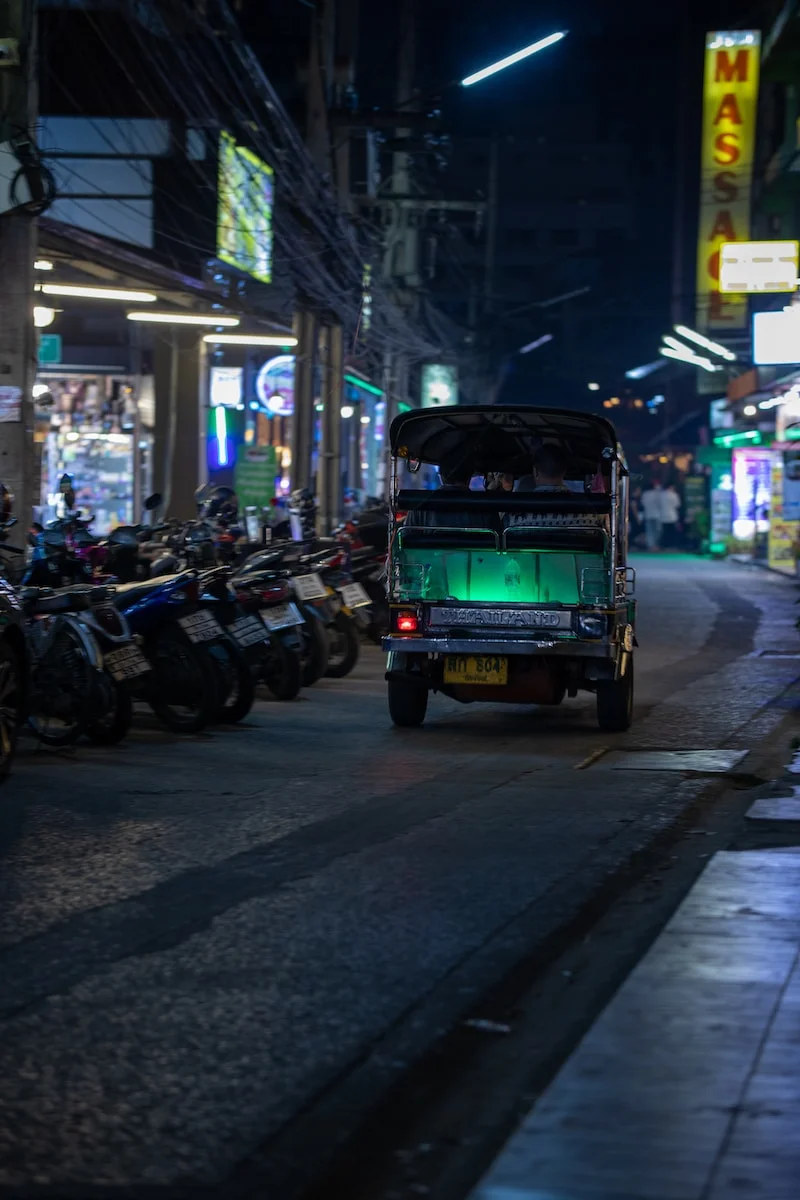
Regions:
[[461, 32, 567, 87], [673, 324, 737, 363], [587, 382, 600, 391]]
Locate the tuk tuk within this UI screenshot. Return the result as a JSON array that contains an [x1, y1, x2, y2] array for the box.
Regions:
[[383, 405, 636, 731]]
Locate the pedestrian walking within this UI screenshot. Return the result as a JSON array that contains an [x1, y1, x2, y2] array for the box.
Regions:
[[640, 480, 664, 551], [661, 483, 682, 549]]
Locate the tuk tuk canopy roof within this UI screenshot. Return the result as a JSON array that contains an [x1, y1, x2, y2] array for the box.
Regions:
[[389, 405, 623, 477]]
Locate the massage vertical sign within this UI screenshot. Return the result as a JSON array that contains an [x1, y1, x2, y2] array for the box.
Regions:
[[696, 32, 761, 331]]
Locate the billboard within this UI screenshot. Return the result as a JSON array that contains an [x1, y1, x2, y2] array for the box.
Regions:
[[217, 132, 274, 284], [696, 32, 761, 332], [421, 364, 458, 407], [752, 308, 800, 365], [720, 240, 799, 293]]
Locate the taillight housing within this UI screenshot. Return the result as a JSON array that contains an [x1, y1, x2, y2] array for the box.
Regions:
[[171, 580, 199, 604], [260, 582, 290, 604], [393, 608, 420, 634]]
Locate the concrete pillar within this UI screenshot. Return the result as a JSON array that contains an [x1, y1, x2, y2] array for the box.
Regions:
[[317, 322, 343, 533], [153, 326, 207, 520], [291, 309, 317, 492]]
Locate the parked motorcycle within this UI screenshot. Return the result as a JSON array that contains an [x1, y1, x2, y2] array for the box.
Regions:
[[112, 571, 219, 733]]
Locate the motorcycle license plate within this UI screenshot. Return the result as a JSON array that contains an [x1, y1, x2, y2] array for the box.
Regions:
[[230, 613, 269, 648], [104, 643, 151, 682], [338, 582, 370, 608], [178, 611, 224, 643], [294, 573, 328, 601], [261, 602, 304, 631], [443, 655, 508, 686]]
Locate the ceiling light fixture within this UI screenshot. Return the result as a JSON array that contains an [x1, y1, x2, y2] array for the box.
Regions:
[[39, 283, 158, 302], [127, 311, 240, 326], [202, 333, 298, 346]]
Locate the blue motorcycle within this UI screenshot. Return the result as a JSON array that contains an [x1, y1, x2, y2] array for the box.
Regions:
[[112, 570, 218, 734]]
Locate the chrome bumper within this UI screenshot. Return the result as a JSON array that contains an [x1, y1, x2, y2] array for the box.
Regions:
[[382, 635, 615, 658]]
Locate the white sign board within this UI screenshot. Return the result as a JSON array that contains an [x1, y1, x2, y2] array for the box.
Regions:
[[753, 309, 800, 366], [210, 366, 243, 408], [720, 240, 799, 294]]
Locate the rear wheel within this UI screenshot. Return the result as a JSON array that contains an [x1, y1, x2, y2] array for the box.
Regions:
[[0, 640, 22, 781], [263, 634, 302, 701], [596, 655, 634, 732], [148, 630, 216, 734], [325, 613, 360, 679], [300, 614, 330, 687], [388, 679, 428, 728], [29, 624, 92, 746], [204, 637, 256, 723], [86, 682, 133, 745]]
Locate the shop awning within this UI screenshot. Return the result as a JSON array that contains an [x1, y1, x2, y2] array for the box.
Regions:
[[37, 216, 295, 336]]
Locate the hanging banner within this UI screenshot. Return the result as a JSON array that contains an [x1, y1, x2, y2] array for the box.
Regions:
[[696, 31, 761, 333]]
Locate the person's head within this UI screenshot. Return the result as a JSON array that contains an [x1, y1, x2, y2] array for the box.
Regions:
[[439, 455, 472, 487], [532, 443, 568, 487]]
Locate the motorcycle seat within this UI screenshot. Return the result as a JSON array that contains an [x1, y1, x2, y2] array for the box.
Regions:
[[21, 585, 92, 614], [111, 573, 183, 608]]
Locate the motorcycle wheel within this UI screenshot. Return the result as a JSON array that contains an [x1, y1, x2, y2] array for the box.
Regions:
[[300, 613, 330, 688], [148, 630, 216, 734], [262, 634, 302, 701], [0, 639, 22, 782], [28, 624, 92, 747], [325, 612, 360, 679], [203, 637, 256, 723], [85, 680, 133, 745]]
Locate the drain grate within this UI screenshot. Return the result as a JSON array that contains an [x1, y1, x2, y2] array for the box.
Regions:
[[591, 749, 750, 773]]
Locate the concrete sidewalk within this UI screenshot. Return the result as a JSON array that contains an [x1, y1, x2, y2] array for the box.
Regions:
[[471, 843, 800, 1199]]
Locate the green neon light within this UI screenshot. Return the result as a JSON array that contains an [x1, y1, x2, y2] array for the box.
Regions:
[[713, 429, 761, 448], [344, 373, 384, 397], [397, 401, 412, 412], [786, 427, 800, 441]]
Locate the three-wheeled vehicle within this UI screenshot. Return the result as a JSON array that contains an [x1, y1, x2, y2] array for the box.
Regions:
[[383, 405, 636, 731]]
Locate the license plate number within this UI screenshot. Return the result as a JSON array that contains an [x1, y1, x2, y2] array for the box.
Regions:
[[443, 655, 508, 685], [261, 602, 304, 631], [339, 582, 370, 608], [294, 573, 328, 601], [104, 643, 151, 681], [230, 614, 268, 648], [178, 611, 224, 643]]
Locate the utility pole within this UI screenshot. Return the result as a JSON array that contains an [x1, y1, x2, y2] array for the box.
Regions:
[[0, 0, 37, 523], [385, 0, 419, 301]]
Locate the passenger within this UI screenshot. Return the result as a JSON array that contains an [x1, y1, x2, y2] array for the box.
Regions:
[[519, 443, 571, 493]]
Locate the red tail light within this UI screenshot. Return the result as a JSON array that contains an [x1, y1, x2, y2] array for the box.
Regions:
[[261, 582, 290, 603], [395, 511, 407, 523], [396, 611, 418, 633]]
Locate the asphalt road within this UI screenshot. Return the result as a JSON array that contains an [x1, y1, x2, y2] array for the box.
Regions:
[[0, 556, 797, 1198]]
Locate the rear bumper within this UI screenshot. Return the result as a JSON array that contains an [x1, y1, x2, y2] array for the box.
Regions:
[[382, 635, 614, 658]]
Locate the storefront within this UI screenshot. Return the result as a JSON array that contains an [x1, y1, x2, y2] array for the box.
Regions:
[[34, 370, 154, 532], [342, 372, 386, 500]]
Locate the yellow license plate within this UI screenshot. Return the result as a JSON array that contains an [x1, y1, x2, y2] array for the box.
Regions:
[[443, 655, 508, 685]]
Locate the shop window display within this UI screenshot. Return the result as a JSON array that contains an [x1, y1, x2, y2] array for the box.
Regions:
[[36, 376, 153, 533]]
